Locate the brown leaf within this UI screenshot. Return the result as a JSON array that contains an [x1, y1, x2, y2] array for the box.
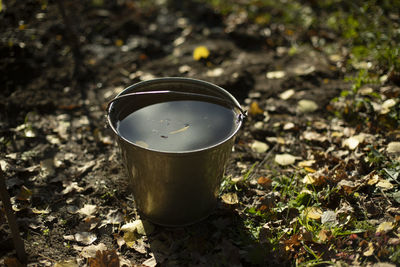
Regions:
[[257, 176, 272, 188], [248, 102, 263, 116], [16, 185, 32, 201], [4, 257, 24, 267], [88, 250, 120, 267]]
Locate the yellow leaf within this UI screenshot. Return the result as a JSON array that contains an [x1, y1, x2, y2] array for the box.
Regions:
[[304, 207, 323, 220], [376, 221, 394, 233], [115, 39, 123, 47], [193, 46, 210, 60], [123, 231, 139, 248], [367, 174, 379, 185], [363, 242, 374, 257], [248, 102, 263, 116], [304, 167, 316, 173]]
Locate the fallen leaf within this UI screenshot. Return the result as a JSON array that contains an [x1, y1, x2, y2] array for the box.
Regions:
[[123, 231, 140, 248], [80, 243, 108, 258], [88, 250, 120, 267], [266, 70, 286, 79], [206, 67, 224, 77], [387, 142, 400, 153], [221, 192, 239, 205], [363, 242, 374, 257], [31, 207, 50, 214], [257, 176, 272, 188], [376, 180, 394, 190], [297, 100, 318, 113], [142, 256, 157, 267], [75, 231, 97, 245], [279, 89, 295, 100], [16, 185, 32, 201], [376, 222, 394, 233], [338, 180, 358, 194], [249, 102, 263, 116], [193, 46, 210, 60], [121, 220, 154, 236], [318, 229, 329, 242], [342, 134, 365, 150], [367, 174, 379, 185], [292, 63, 315, 76], [102, 209, 124, 226], [321, 210, 338, 225], [251, 140, 269, 153], [381, 99, 396, 114], [61, 181, 84, 194], [304, 207, 323, 220], [54, 260, 79, 267], [298, 160, 316, 167], [78, 204, 97, 217], [302, 131, 328, 142], [283, 122, 295, 130], [275, 154, 297, 166]]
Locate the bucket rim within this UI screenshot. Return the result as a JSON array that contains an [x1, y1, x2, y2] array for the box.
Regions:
[[107, 77, 244, 154]]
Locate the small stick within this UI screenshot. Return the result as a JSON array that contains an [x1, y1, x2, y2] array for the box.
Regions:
[[0, 166, 27, 263]]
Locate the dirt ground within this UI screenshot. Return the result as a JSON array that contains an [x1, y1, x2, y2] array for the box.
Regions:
[[1, 1, 399, 266]]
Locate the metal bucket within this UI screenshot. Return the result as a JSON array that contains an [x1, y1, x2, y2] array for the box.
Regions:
[[107, 77, 244, 226]]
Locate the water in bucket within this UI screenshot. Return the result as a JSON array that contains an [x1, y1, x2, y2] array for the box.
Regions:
[[116, 100, 238, 152]]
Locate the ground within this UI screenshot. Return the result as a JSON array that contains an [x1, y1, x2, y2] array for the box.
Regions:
[[1, 0, 400, 266]]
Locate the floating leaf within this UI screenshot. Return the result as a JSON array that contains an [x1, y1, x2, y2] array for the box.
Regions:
[[387, 142, 400, 153], [193, 46, 210, 60], [251, 140, 269, 153], [221, 192, 239, 205], [266, 70, 285, 79], [249, 102, 263, 116], [169, 125, 190, 134], [275, 154, 297, 166], [376, 221, 394, 233], [297, 100, 318, 113], [304, 207, 323, 220]]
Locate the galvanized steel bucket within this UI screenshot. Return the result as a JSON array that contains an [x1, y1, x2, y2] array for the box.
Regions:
[[107, 77, 245, 226]]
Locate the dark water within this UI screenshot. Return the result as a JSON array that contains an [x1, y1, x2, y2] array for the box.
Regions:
[[117, 100, 238, 152]]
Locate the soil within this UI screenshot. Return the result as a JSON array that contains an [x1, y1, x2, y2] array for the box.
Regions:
[[1, 0, 387, 266]]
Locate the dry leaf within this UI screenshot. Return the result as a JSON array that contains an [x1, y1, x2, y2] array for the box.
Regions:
[[54, 260, 79, 267], [88, 250, 120, 267], [121, 220, 154, 236], [266, 70, 286, 79], [297, 100, 318, 113], [318, 229, 329, 242], [275, 154, 297, 166], [376, 180, 394, 190], [206, 67, 224, 77], [78, 204, 97, 217], [221, 192, 239, 205], [249, 102, 263, 116], [251, 140, 269, 153], [368, 175, 379, 185], [342, 134, 365, 150], [363, 242, 374, 257], [142, 256, 157, 267], [169, 125, 190, 134], [31, 207, 50, 214], [16, 185, 32, 201], [376, 222, 394, 233], [387, 142, 400, 153], [279, 89, 295, 100], [257, 176, 272, 188], [298, 160, 316, 167], [75, 231, 97, 245], [193, 46, 210, 60], [304, 207, 323, 220], [381, 99, 396, 114], [321, 210, 338, 225], [80, 243, 108, 258]]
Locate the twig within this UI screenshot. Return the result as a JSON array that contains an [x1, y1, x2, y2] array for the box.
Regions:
[[0, 166, 27, 263]]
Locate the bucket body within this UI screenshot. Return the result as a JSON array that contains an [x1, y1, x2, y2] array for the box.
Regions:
[[107, 77, 243, 226]]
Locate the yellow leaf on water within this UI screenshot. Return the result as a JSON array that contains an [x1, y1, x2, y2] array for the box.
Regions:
[[193, 46, 210, 60], [304, 207, 323, 220], [169, 125, 190, 135]]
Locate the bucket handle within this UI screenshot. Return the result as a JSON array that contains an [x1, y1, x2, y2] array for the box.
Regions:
[[107, 90, 247, 120]]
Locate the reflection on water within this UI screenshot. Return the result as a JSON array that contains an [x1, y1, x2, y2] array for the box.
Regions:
[[117, 100, 238, 152]]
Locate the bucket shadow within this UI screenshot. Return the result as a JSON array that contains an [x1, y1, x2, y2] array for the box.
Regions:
[[145, 204, 273, 266]]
